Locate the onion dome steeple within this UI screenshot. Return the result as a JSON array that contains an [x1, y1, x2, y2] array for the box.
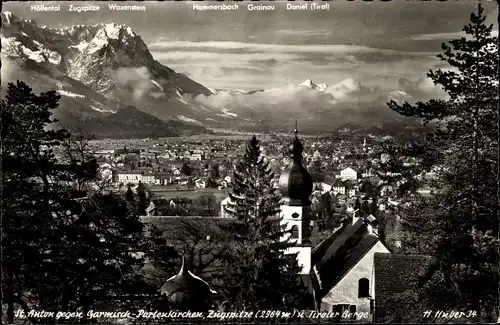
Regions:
[[159, 256, 216, 311], [278, 121, 313, 206]]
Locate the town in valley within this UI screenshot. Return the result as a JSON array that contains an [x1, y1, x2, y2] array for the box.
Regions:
[[1, 1, 497, 323]]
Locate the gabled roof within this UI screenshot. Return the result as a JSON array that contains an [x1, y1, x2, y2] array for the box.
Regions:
[[152, 199, 170, 206], [373, 253, 434, 322], [341, 167, 358, 173], [310, 219, 380, 298], [311, 226, 345, 266], [331, 179, 344, 187], [220, 197, 233, 205]]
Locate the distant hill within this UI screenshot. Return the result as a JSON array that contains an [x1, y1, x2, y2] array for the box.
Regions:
[[64, 105, 211, 139]]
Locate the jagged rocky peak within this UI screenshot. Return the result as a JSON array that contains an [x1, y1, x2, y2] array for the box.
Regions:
[[299, 79, 328, 91], [2, 12, 212, 102], [300, 79, 316, 88], [95, 22, 137, 40]]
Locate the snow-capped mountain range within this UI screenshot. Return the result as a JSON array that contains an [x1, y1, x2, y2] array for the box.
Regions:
[[1, 11, 427, 137], [299, 79, 328, 92], [298, 78, 414, 103]]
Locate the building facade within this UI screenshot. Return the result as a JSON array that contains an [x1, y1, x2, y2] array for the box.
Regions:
[[340, 167, 358, 180], [117, 172, 142, 184]]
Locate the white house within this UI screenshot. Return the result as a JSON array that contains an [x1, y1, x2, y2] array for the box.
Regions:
[[331, 179, 346, 195], [344, 181, 356, 197], [219, 197, 233, 218], [340, 167, 358, 180], [94, 149, 115, 159], [142, 174, 156, 184], [154, 175, 169, 185], [190, 153, 203, 161], [117, 172, 142, 184]]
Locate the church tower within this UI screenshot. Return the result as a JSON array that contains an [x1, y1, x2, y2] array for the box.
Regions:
[[278, 121, 313, 275]]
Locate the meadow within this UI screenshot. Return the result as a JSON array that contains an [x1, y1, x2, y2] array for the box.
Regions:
[[148, 185, 228, 202]]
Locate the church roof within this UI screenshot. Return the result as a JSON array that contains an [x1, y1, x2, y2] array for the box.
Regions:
[[278, 123, 313, 206], [310, 219, 380, 298]]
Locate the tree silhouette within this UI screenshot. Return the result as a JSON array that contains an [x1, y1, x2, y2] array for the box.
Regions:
[[218, 135, 309, 311], [1, 81, 173, 323], [137, 181, 148, 215], [181, 163, 192, 176], [126, 185, 135, 203], [380, 5, 499, 321]]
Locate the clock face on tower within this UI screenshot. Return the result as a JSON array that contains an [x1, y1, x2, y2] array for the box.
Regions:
[[292, 212, 300, 219]]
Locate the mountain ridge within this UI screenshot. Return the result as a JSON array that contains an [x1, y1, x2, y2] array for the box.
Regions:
[[1, 11, 218, 138], [1, 11, 435, 137]]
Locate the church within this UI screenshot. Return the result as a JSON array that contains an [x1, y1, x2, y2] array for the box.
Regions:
[[277, 125, 391, 322]]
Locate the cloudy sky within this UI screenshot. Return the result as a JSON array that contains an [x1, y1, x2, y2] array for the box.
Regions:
[[3, 0, 498, 91]]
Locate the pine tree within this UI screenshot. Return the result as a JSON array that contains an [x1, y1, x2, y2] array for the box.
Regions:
[[206, 176, 218, 189], [361, 199, 370, 217], [354, 198, 361, 211], [381, 5, 499, 321], [210, 163, 220, 179], [137, 181, 148, 215], [1, 81, 173, 323], [181, 162, 192, 176], [319, 192, 334, 219], [223, 135, 281, 222], [1, 81, 72, 323], [126, 185, 135, 203], [218, 135, 309, 311]]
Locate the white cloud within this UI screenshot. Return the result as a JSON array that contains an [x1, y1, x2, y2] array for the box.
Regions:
[[411, 29, 498, 41], [275, 29, 333, 36], [190, 85, 338, 120], [0, 54, 16, 83], [112, 66, 165, 100], [152, 50, 302, 68], [149, 40, 425, 55], [149, 39, 443, 91], [151, 47, 444, 91], [188, 76, 448, 120], [397, 76, 448, 100]]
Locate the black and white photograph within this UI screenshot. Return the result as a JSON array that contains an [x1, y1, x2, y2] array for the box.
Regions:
[[1, 0, 499, 323]]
